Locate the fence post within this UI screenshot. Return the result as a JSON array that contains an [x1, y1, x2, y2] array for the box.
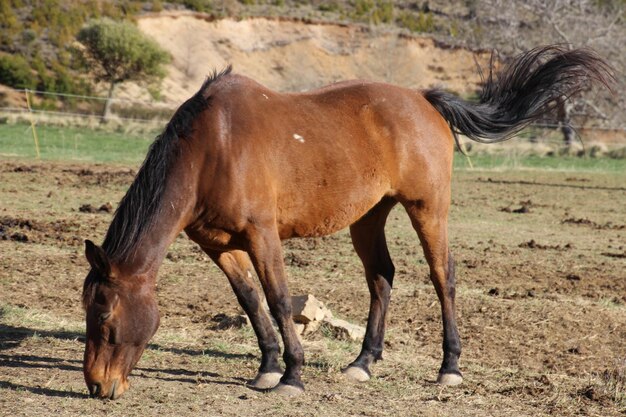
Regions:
[[24, 89, 41, 159]]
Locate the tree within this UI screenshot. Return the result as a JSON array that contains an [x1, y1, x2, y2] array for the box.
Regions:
[[462, 0, 623, 143], [76, 18, 170, 121]]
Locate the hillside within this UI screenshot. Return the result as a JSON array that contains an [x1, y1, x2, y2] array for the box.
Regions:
[[134, 12, 490, 104], [0, 0, 623, 130]]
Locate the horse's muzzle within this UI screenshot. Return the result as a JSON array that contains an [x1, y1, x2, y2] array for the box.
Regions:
[[88, 378, 125, 400], [88, 383, 100, 398]]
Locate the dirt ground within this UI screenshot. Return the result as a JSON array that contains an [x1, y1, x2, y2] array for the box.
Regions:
[[0, 160, 625, 416]]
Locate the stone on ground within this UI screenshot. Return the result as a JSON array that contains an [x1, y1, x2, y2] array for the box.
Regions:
[[291, 294, 330, 324], [321, 317, 365, 341]]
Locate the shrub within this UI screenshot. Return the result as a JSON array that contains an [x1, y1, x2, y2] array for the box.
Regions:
[[372, 0, 393, 24], [318, 2, 340, 12], [0, 54, 36, 89], [179, 0, 213, 12], [0, 0, 22, 47], [32, 56, 57, 92], [354, 0, 374, 17], [151, 0, 163, 12], [398, 10, 435, 33], [50, 60, 91, 96], [352, 0, 394, 25]]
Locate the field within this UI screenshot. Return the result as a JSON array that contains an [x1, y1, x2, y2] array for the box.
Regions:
[[0, 126, 625, 416]]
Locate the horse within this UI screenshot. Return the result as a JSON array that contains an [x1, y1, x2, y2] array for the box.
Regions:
[[81, 45, 612, 399]]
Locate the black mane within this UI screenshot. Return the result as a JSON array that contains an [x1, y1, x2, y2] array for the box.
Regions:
[[101, 66, 232, 263]]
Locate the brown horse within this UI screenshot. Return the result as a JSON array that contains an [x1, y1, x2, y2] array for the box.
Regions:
[[82, 45, 612, 399]]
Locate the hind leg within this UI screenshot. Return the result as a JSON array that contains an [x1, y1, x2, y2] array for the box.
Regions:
[[204, 248, 283, 389], [403, 199, 462, 385], [343, 197, 397, 382]]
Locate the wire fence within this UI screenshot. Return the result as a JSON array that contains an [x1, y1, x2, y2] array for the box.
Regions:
[[1, 87, 625, 158], [0, 88, 176, 125], [7, 88, 155, 104], [0, 106, 172, 124]]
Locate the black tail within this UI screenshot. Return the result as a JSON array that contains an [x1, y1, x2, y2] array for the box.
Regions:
[[423, 45, 614, 144]]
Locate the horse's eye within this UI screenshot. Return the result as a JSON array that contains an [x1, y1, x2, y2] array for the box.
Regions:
[[99, 312, 111, 323]]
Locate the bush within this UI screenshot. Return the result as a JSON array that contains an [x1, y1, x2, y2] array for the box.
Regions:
[[179, 0, 213, 12], [354, 0, 374, 17], [77, 18, 171, 84], [0, 54, 36, 89], [318, 2, 340, 12], [0, 0, 22, 47], [151, 0, 163, 12], [373, 0, 393, 24], [352, 0, 394, 25], [398, 10, 435, 33]]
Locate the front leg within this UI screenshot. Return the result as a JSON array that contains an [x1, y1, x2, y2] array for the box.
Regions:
[[246, 227, 305, 396], [205, 248, 283, 389]]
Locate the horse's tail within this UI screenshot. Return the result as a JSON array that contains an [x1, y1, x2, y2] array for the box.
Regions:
[[423, 45, 614, 144]]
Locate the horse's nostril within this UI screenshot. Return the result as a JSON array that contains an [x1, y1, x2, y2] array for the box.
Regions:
[[110, 379, 118, 400], [89, 383, 101, 398]]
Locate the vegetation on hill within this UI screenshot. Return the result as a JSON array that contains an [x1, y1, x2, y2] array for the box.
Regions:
[[76, 18, 170, 120], [0, 0, 135, 97], [0, 0, 623, 126]]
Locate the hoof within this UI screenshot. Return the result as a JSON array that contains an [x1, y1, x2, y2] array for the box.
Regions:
[[247, 372, 282, 390], [342, 366, 370, 382], [271, 383, 304, 397], [437, 373, 463, 386]]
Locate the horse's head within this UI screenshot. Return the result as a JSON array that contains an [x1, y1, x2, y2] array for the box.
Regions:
[[82, 240, 159, 399]]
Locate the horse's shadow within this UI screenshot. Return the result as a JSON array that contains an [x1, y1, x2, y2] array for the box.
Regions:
[[0, 322, 257, 397], [0, 380, 89, 398]]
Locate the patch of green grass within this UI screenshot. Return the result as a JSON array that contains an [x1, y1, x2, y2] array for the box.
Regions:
[[0, 303, 84, 334], [598, 297, 625, 310], [2, 122, 625, 173], [0, 122, 156, 163], [454, 153, 626, 172]]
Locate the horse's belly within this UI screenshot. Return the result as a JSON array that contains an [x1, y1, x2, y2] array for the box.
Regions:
[[276, 185, 389, 239]]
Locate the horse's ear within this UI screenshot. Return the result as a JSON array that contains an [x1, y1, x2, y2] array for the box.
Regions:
[[85, 240, 111, 278]]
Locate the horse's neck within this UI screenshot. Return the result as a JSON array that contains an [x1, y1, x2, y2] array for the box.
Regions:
[[117, 162, 196, 278]]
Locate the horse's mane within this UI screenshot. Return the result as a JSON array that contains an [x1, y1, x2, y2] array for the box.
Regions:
[[101, 66, 232, 264]]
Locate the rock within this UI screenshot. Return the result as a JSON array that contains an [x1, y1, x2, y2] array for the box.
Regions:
[[294, 323, 305, 335], [319, 305, 333, 321], [210, 293, 362, 342], [303, 318, 322, 336], [321, 317, 365, 341], [291, 294, 329, 324]]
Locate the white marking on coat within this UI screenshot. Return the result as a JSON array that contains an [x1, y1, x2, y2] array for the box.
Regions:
[[170, 202, 175, 211], [262, 94, 269, 100], [293, 133, 305, 143]]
